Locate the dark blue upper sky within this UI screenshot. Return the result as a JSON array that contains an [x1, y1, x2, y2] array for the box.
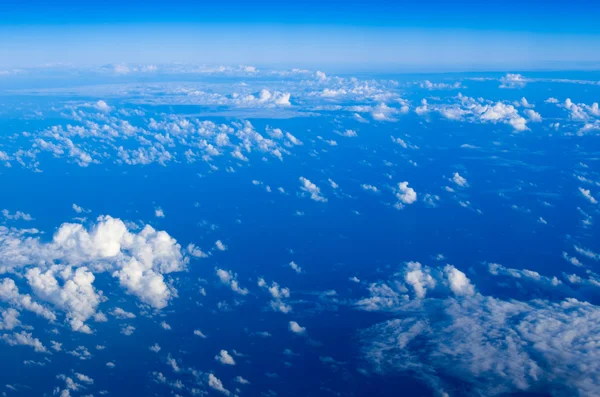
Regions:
[[2, 0, 597, 32], [1, 0, 599, 70]]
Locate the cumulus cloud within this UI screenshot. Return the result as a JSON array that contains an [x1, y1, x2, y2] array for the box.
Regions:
[[579, 188, 598, 204], [25, 265, 101, 333], [258, 277, 292, 313], [288, 261, 302, 274], [299, 177, 327, 202], [395, 182, 417, 208], [207, 373, 230, 395], [361, 184, 379, 193], [2, 331, 48, 353], [216, 268, 248, 295], [215, 349, 236, 365], [1, 209, 33, 221], [0, 278, 56, 321], [357, 261, 600, 397], [289, 321, 306, 335], [499, 73, 527, 89], [452, 172, 468, 187], [0, 308, 20, 330], [0, 216, 188, 329]]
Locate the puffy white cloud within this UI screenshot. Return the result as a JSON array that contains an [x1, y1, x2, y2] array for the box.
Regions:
[[111, 307, 136, 319], [288, 261, 302, 274], [574, 245, 600, 261], [215, 349, 236, 365], [25, 265, 101, 333], [258, 277, 292, 313], [2, 331, 48, 353], [149, 343, 161, 353], [404, 261, 436, 299], [94, 100, 112, 113], [1, 209, 33, 221], [525, 109, 542, 122], [499, 73, 527, 88], [289, 321, 306, 335], [488, 263, 561, 287], [299, 177, 327, 202], [0, 278, 56, 321], [235, 376, 250, 385], [216, 268, 248, 295], [316, 71, 327, 81], [186, 243, 208, 258], [207, 373, 230, 395], [443, 265, 475, 296], [0, 308, 20, 330], [579, 188, 598, 204], [361, 184, 379, 193], [452, 172, 468, 187], [0, 216, 187, 333], [215, 240, 227, 251], [395, 182, 417, 208]]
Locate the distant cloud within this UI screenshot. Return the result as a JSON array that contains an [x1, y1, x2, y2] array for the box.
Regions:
[[299, 177, 327, 202]]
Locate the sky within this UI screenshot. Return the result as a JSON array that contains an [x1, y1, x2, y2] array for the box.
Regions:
[[2, 0, 600, 70]]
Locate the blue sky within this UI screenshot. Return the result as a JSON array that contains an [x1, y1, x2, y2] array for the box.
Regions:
[[1, 0, 600, 70]]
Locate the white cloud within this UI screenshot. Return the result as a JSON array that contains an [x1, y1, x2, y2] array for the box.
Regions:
[[0, 278, 56, 321], [186, 243, 208, 258], [395, 182, 417, 208], [149, 343, 161, 353], [234, 376, 250, 385], [404, 261, 436, 299], [94, 100, 112, 113], [193, 329, 207, 338], [25, 265, 100, 333], [452, 172, 468, 187], [2, 209, 33, 221], [2, 331, 48, 353], [299, 177, 327, 202], [216, 268, 248, 295], [289, 321, 306, 335], [160, 321, 171, 330], [258, 278, 292, 313], [579, 188, 598, 204], [215, 240, 227, 251], [215, 349, 236, 365], [361, 184, 379, 193], [499, 73, 527, 88], [443, 265, 475, 296], [355, 258, 600, 397], [0, 216, 187, 311], [72, 204, 89, 214], [525, 109, 542, 122], [207, 374, 230, 396], [288, 261, 302, 274], [0, 308, 20, 330]]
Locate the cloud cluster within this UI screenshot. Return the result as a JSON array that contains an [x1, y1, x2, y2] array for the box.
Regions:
[[0, 216, 187, 332], [357, 262, 600, 397]]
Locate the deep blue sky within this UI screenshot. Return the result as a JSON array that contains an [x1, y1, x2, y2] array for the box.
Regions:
[[1, 0, 600, 70]]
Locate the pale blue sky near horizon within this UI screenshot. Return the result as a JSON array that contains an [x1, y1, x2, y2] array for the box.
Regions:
[[1, 0, 600, 71]]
